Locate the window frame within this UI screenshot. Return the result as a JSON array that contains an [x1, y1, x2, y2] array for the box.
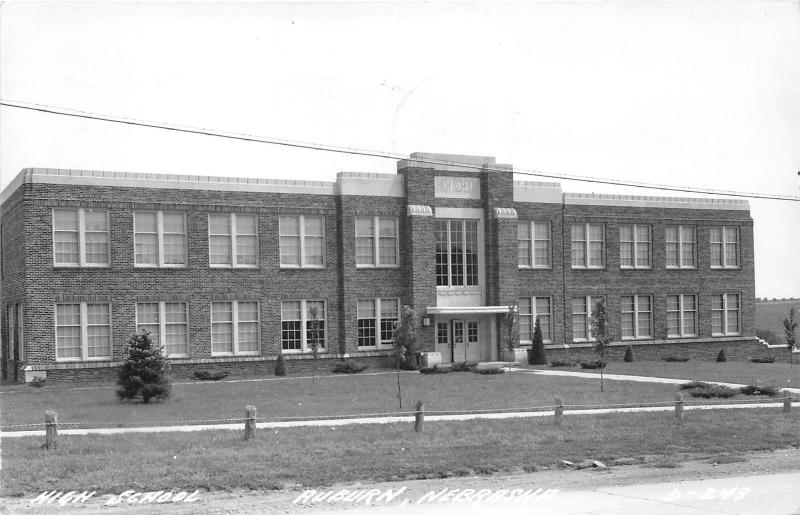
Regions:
[[710, 226, 740, 269], [135, 301, 190, 358], [280, 299, 327, 353], [134, 211, 188, 268], [355, 216, 400, 268], [619, 224, 651, 269], [711, 293, 741, 336], [52, 208, 110, 268], [210, 300, 261, 356], [518, 296, 553, 343], [666, 294, 698, 338], [434, 218, 480, 287], [356, 297, 400, 348], [208, 213, 259, 269], [54, 302, 112, 362], [279, 215, 326, 269], [665, 225, 696, 269], [518, 221, 552, 269], [570, 223, 605, 269], [571, 295, 604, 342], [621, 294, 653, 340]]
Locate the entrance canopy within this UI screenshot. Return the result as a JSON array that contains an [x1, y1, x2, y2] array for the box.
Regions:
[[426, 305, 515, 315]]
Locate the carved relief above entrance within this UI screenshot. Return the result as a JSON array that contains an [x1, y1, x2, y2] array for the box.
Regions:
[[434, 176, 481, 199]]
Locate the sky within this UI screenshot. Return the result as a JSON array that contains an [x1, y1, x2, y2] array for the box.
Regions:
[[0, 1, 798, 298]]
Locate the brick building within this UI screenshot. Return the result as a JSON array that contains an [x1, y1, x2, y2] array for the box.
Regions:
[[0, 153, 762, 383]]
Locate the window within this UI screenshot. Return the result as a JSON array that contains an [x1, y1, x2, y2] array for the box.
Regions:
[[209, 214, 258, 267], [437, 322, 449, 346], [666, 294, 697, 338], [355, 217, 399, 267], [621, 295, 652, 339], [619, 224, 651, 268], [519, 296, 552, 343], [136, 302, 189, 357], [518, 221, 551, 268], [435, 219, 479, 286], [572, 296, 603, 341], [279, 215, 325, 268], [281, 300, 326, 352], [53, 208, 109, 266], [710, 227, 740, 268], [210, 301, 260, 355], [55, 303, 111, 360], [665, 225, 695, 268], [712, 293, 740, 336], [134, 211, 187, 267], [571, 223, 604, 268], [357, 298, 400, 347]]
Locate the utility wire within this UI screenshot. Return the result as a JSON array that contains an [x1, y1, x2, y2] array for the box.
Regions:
[[2, 99, 798, 202]]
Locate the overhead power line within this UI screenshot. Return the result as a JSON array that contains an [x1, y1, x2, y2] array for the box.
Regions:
[[2, 99, 798, 202]]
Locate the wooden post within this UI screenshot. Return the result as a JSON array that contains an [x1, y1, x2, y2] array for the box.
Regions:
[[783, 391, 792, 413], [554, 396, 564, 427], [414, 401, 424, 432], [44, 410, 58, 450], [244, 405, 257, 440], [674, 393, 684, 421]]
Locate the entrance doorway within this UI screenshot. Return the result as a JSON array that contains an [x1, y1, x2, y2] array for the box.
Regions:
[[435, 318, 484, 363]]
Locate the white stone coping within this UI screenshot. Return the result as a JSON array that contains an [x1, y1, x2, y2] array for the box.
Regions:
[[563, 192, 750, 210], [336, 172, 405, 197], [513, 180, 563, 204]]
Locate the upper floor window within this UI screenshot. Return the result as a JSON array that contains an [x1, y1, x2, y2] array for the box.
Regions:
[[209, 214, 258, 268], [572, 296, 604, 341], [279, 215, 325, 268], [619, 224, 651, 269], [665, 225, 696, 268], [357, 298, 400, 348], [281, 300, 326, 352], [710, 227, 739, 268], [518, 221, 551, 268], [134, 211, 187, 267], [435, 219, 479, 286], [210, 301, 260, 355], [136, 301, 189, 357], [519, 296, 552, 343], [55, 302, 111, 361], [712, 293, 740, 336], [571, 223, 604, 269], [355, 217, 399, 267], [666, 294, 697, 338], [53, 208, 109, 267], [621, 294, 652, 340]]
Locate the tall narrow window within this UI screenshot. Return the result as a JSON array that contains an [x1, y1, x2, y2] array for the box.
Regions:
[[571, 223, 604, 268], [279, 215, 325, 268], [710, 227, 740, 268], [434, 219, 479, 286], [134, 211, 187, 267], [210, 301, 260, 355], [666, 294, 697, 338], [665, 225, 696, 268], [281, 300, 326, 351], [518, 221, 551, 268], [355, 217, 399, 267], [621, 295, 653, 339], [209, 214, 258, 267], [712, 293, 740, 335], [53, 208, 109, 266], [55, 302, 111, 360], [519, 296, 552, 342], [620, 224, 651, 268]]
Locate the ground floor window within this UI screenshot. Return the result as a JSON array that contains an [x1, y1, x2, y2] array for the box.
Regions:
[[136, 302, 189, 357], [666, 294, 697, 338], [357, 298, 399, 348], [281, 300, 326, 352], [572, 296, 602, 341], [621, 295, 652, 339], [519, 296, 552, 343], [712, 293, 740, 336], [211, 301, 260, 355], [55, 303, 111, 360]]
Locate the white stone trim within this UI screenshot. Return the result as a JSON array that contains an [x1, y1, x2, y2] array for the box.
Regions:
[[564, 192, 750, 210], [513, 181, 563, 204], [493, 207, 518, 219], [407, 205, 433, 217], [336, 172, 404, 197]]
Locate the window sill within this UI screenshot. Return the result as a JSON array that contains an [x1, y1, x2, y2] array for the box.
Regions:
[[53, 265, 111, 269], [55, 357, 112, 363], [518, 266, 553, 270], [621, 337, 654, 341], [209, 265, 260, 269], [666, 266, 697, 270], [666, 335, 698, 339], [571, 266, 606, 270], [620, 267, 652, 270], [279, 266, 326, 270], [355, 265, 401, 269], [135, 265, 188, 269], [710, 266, 741, 270], [712, 333, 741, 337]]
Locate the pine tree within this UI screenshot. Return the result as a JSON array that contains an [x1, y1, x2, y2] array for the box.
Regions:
[[275, 351, 288, 376], [623, 345, 634, 362], [784, 308, 797, 369], [716, 349, 727, 362], [117, 331, 171, 403], [589, 300, 611, 392], [528, 317, 547, 365]]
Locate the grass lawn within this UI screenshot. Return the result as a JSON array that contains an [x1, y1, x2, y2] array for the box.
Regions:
[[2, 409, 798, 497], [538, 361, 800, 388], [1, 371, 684, 429]]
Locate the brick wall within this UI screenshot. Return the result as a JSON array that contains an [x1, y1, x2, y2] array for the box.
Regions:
[[0, 186, 26, 380]]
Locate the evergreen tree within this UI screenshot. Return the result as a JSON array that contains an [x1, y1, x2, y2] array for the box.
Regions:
[[784, 308, 797, 369], [623, 345, 634, 362], [716, 349, 727, 362], [528, 317, 547, 365], [117, 331, 171, 403], [589, 300, 611, 392], [275, 351, 288, 376]]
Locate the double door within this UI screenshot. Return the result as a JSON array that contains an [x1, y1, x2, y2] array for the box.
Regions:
[[436, 318, 482, 363]]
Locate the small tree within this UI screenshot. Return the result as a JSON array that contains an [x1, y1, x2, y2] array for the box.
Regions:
[[308, 306, 323, 383], [392, 305, 417, 409], [716, 349, 727, 362], [502, 304, 519, 357], [589, 300, 611, 392], [528, 317, 547, 365], [623, 345, 634, 363], [784, 308, 797, 369], [275, 350, 287, 376], [117, 331, 171, 403]]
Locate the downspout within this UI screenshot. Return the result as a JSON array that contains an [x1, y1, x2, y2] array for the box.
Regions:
[[561, 197, 568, 349]]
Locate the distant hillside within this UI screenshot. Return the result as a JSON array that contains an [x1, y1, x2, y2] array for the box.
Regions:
[[756, 299, 800, 342]]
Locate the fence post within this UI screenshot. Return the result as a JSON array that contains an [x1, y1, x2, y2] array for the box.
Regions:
[[783, 391, 792, 413], [244, 405, 257, 440], [554, 396, 564, 427], [414, 401, 424, 432], [44, 410, 58, 450], [674, 393, 684, 421]]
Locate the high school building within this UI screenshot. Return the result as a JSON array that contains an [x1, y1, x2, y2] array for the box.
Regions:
[[0, 153, 762, 382]]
